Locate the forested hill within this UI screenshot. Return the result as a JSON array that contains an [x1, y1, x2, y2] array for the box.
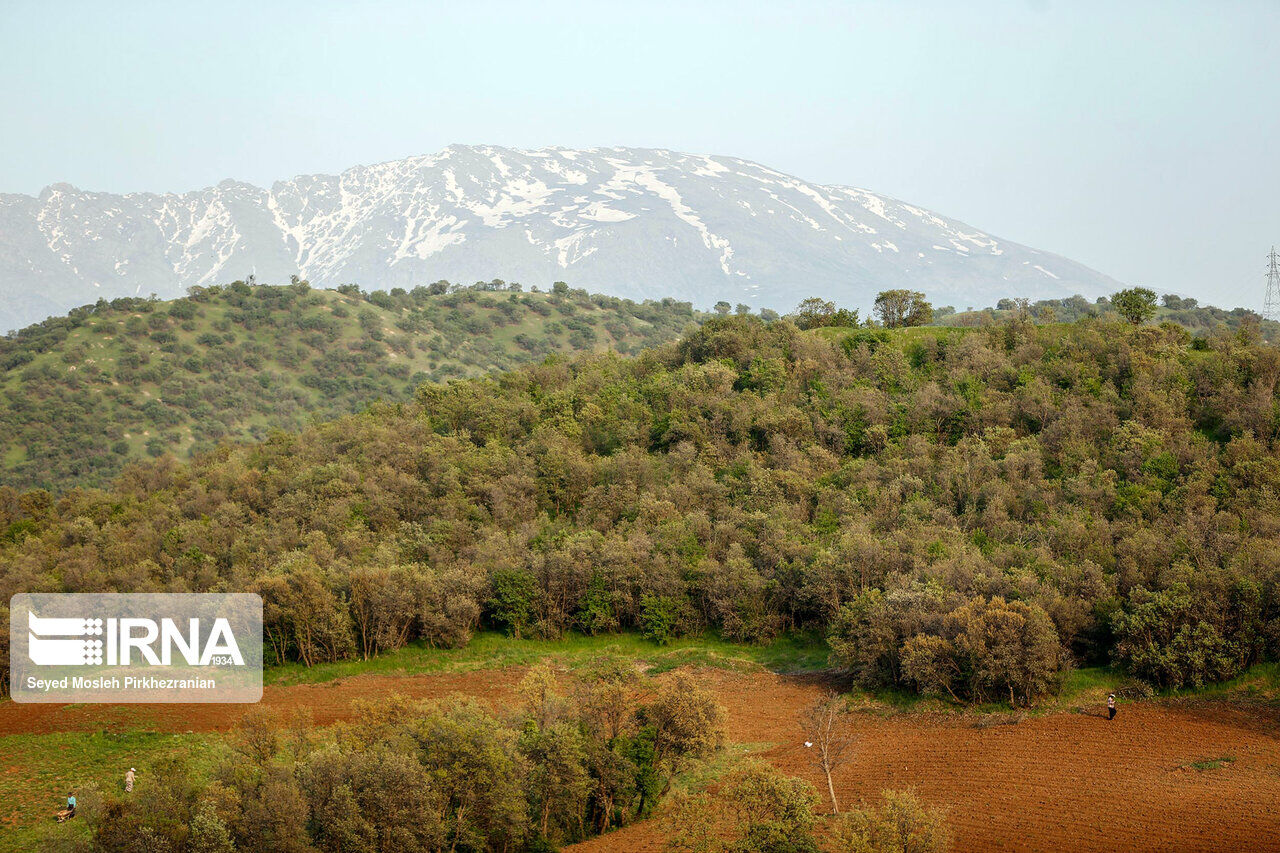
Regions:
[[0, 281, 698, 490], [2, 315, 1278, 701], [937, 293, 1280, 341]]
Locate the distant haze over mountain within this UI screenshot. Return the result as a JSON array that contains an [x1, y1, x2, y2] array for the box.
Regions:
[[0, 145, 1124, 331]]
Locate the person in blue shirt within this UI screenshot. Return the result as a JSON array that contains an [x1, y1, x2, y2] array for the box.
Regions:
[[57, 792, 76, 822]]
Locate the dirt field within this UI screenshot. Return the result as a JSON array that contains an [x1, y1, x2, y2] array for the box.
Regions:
[[0, 668, 526, 736], [573, 671, 1280, 853], [4, 666, 1279, 852]]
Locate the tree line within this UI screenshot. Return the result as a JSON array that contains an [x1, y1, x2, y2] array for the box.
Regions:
[[66, 662, 726, 852], [947, 290, 1279, 341]]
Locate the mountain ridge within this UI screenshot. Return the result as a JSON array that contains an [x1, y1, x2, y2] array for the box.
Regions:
[[0, 145, 1124, 331]]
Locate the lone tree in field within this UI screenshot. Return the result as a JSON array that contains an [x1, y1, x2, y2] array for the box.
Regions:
[[874, 290, 933, 328], [802, 691, 855, 813], [1111, 287, 1158, 325]]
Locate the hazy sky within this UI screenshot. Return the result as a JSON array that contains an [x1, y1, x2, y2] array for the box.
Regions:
[[2, 0, 1277, 309]]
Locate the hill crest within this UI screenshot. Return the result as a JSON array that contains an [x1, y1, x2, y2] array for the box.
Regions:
[[0, 280, 697, 490]]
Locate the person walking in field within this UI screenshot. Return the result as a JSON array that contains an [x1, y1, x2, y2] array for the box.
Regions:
[[125, 767, 136, 793], [1107, 693, 1117, 720]]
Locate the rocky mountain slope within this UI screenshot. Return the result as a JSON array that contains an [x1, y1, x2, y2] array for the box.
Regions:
[[0, 146, 1123, 331]]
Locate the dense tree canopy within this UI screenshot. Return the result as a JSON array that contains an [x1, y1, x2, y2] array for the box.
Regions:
[[0, 281, 698, 491], [940, 293, 1280, 342], [76, 665, 726, 853], [2, 314, 1279, 700]]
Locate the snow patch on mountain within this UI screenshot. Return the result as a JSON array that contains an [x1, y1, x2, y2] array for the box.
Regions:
[[0, 145, 1123, 331]]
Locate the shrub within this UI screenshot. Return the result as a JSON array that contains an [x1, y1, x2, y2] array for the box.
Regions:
[[831, 789, 949, 853], [487, 569, 542, 639], [647, 672, 726, 764], [665, 761, 820, 853], [640, 594, 694, 645], [1111, 583, 1243, 689]]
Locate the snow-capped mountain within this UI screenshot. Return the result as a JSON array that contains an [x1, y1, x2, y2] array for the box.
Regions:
[[0, 145, 1121, 331]]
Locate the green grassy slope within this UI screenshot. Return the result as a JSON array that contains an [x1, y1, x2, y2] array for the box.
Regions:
[[0, 281, 699, 490]]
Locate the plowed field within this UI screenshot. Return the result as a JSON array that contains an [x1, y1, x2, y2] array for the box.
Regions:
[[572, 670, 1280, 852], [4, 666, 1278, 852]]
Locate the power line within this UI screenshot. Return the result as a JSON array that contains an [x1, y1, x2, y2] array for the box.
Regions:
[[1266, 247, 1280, 322]]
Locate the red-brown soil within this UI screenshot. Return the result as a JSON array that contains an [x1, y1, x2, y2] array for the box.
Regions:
[[572, 670, 1280, 853], [4, 666, 1279, 852], [0, 668, 525, 736]]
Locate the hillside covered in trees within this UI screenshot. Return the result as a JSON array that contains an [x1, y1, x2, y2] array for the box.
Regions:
[[0, 280, 698, 491], [2, 313, 1278, 704], [937, 292, 1280, 340]]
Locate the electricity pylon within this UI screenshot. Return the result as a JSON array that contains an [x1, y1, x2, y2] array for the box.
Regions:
[[1265, 247, 1280, 322]]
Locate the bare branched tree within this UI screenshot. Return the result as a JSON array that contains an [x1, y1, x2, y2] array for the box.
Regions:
[[802, 691, 855, 813]]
